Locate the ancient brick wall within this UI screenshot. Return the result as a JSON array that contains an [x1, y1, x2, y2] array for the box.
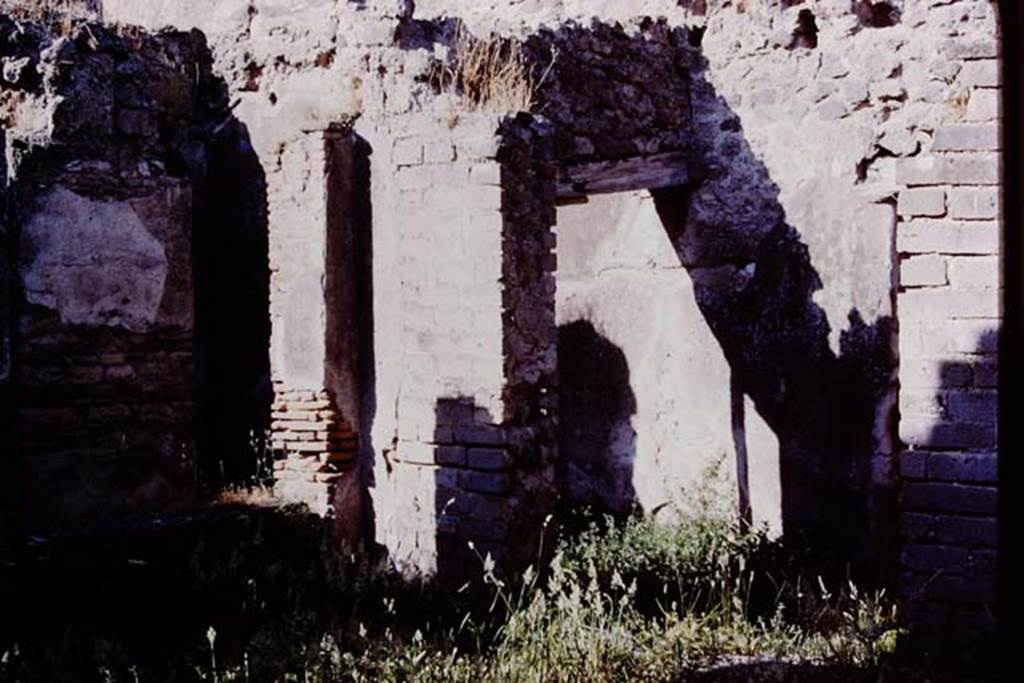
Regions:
[[523, 19, 692, 164], [266, 129, 361, 522], [89, 0, 1004, 641], [357, 110, 549, 578], [893, 30, 1001, 643], [412, 0, 1003, 640], [1, 20, 221, 528], [495, 114, 559, 571]]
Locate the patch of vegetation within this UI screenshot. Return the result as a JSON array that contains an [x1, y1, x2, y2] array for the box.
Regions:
[[431, 22, 553, 114], [1, 500, 910, 682], [0, 0, 95, 35]]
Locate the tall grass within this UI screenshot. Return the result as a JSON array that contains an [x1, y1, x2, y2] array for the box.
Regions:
[[0, 505, 904, 681]]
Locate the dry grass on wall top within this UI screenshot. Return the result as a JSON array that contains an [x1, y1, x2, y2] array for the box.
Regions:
[[434, 22, 553, 115], [1, 0, 94, 20]]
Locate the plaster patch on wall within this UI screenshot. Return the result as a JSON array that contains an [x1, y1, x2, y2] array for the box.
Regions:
[[20, 186, 169, 332]]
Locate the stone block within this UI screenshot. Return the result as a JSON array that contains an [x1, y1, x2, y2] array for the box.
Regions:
[[897, 220, 999, 255], [958, 60, 1000, 88], [467, 447, 511, 471], [947, 255, 1000, 290], [841, 78, 869, 106], [932, 124, 1000, 152], [898, 288, 999, 321], [901, 482, 997, 516], [947, 187, 999, 220], [927, 450, 998, 484], [966, 89, 999, 121], [899, 451, 928, 479], [459, 470, 511, 495], [896, 154, 999, 186], [900, 255, 947, 287], [942, 39, 1000, 61], [900, 417, 995, 449], [898, 188, 946, 217], [435, 467, 459, 490], [453, 423, 506, 446], [946, 391, 998, 424], [900, 512, 998, 548], [900, 319, 998, 357], [470, 163, 502, 186], [435, 445, 467, 466], [396, 167, 433, 194]]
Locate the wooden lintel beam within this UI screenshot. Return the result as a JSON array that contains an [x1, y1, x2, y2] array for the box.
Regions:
[[555, 152, 689, 199]]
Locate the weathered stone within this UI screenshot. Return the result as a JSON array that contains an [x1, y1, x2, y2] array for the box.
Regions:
[[899, 288, 999, 321], [947, 187, 999, 220], [926, 450, 998, 484], [897, 220, 999, 255], [453, 423, 507, 446], [467, 447, 511, 471], [898, 187, 945, 217], [900, 255, 947, 287], [945, 391, 998, 425], [435, 446, 467, 466], [932, 124, 1000, 152], [958, 60, 1000, 88], [459, 470, 512, 495], [900, 417, 996, 450], [896, 154, 999, 186], [947, 255, 1000, 290], [900, 512, 997, 548], [941, 39, 1000, 61], [966, 89, 999, 121], [901, 482, 998, 516]]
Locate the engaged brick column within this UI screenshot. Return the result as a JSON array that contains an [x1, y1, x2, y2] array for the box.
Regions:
[[267, 128, 360, 518], [895, 43, 1000, 642], [358, 111, 558, 583]]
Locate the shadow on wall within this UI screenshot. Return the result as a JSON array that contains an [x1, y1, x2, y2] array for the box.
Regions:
[[651, 152, 892, 581], [557, 319, 638, 520], [192, 119, 273, 490], [899, 329, 998, 648], [650, 49, 898, 578], [512, 17, 897, 582], [432, 397, 515, 587], [347, 133, 381, 549]]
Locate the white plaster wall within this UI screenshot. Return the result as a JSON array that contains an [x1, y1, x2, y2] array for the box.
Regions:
[[556, 192, 782, 532]]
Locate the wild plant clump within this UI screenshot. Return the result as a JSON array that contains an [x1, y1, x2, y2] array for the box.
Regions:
[[1, 0, 95, 31], [1, 505, 905, 681], [432, 22, 551, 114]]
